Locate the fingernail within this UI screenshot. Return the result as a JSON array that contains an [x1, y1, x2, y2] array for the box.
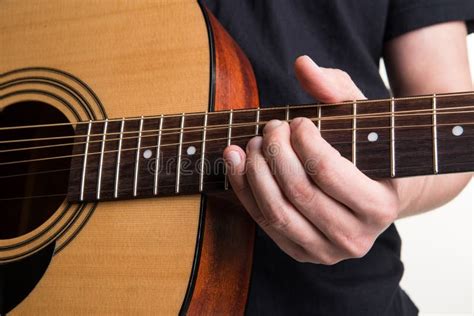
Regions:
[[226, 150, 241, 167], [303, 55, 320, 69], [246, 137, 263, 153], [290, 117, 304, 129], [264, 119, 282, 134]]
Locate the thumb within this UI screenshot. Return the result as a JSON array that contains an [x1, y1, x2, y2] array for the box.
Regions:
[[295, 55, 366, 103]]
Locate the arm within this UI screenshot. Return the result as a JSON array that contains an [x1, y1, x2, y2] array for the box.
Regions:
[[223, 21, 472, 264], [384, 21, 472, 217]]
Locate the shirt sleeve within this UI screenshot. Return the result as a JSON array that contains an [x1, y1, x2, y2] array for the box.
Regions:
[[385, 0, 474, 41]]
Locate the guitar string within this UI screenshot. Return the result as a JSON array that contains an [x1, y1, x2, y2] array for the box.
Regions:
[[0, 111, 474, 153], [1, 121, 473, 169], [3, 131, 474, 181], [0, 90, 472, 131], [1, 120, 473, 166], [1, 104, 473, 146], [0, 180, 227, 201], [2, 106, 473, 152], [1, 106, 473, 151], [2, 159, 473, 202]]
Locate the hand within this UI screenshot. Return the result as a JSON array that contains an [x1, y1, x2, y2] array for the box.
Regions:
[[223, 56, 400, 264]]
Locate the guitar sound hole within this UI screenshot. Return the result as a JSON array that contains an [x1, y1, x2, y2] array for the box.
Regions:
[[0, 101, 74, 239]]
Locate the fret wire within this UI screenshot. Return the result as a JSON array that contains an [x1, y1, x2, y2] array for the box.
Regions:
[[317, 106, 322, 130], [199, 113, 208, 192], [285, 105, 290, 121], [96, 119, 108, 200], [432, 94, 439, 174], [114, 119, 125, 198], [255, 107, 260, 135], [175, 113, 185, 194], [133, 116, 144, 197], [390, 98, 396, 177], [352, 102, 357, 166], [225, 109, 234, 190], [154, 115, 164, 195], [79, 120, 92, 201]]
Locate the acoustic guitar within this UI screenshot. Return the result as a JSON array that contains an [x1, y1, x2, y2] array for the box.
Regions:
[[1, 1, 473, 315]]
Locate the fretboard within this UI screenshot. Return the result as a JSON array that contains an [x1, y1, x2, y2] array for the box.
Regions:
[[67, 91, 474, 202]]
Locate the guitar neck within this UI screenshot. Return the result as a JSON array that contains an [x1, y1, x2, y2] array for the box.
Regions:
[[67, 91, 474, 202]]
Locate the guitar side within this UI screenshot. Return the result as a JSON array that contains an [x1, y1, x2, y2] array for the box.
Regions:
[[1, 1, 256, 314]]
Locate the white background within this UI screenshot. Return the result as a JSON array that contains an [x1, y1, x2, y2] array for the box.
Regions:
[[380, 34, 473, 315]]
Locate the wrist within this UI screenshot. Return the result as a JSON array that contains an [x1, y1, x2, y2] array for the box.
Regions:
[[390, 177, 427, 219]]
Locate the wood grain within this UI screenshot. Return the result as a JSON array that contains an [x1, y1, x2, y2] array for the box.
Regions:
[[1, 0, 210, 314], [2, 0, 473, 314], [184, 8, 258, 316]]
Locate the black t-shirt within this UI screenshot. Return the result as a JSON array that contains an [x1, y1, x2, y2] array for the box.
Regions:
[[204, 1, 474, 315]]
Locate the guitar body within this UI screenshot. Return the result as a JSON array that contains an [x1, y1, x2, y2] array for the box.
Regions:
[[0, 1, 257, 314]]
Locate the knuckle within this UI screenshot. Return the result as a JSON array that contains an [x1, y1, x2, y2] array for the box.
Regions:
[[293, 256, 307, 263], [286, 181, 316, 205], [298, 234, 316, 252], [374, 209, 397, 227], [353, 238, 372, 258], [304, 244, 342, 265], [318, 253, 341, 266], [312, 157, 336, 185], [369, 197, 399, 227], [339, 233, 372, 258], [251, 211, 267, 228], [261, 203, 290, 232], [314, 158, 330, 177], [289, 248, 309, 263], [325, 224, 367, 259]]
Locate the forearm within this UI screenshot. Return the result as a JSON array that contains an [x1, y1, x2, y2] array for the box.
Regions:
[[394, 174, 472, 218], [384, 21, 473, 218]]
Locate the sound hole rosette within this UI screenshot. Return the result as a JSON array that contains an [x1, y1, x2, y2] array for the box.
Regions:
[[0, 67, 105, 263]]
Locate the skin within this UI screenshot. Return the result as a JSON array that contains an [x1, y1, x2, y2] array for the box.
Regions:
[[223, 21, 473, 264]]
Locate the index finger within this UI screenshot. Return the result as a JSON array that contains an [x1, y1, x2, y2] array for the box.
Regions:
[[289, 117, 398, 220]]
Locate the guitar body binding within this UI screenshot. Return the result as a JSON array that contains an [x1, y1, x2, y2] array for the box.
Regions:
[[0, 1, 257, 314]]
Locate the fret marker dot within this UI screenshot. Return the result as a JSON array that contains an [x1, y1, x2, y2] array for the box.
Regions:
[[143, 149, 153, 159], [368, 132, 378, 142], [452, 125, 463, 137], [187, 146, 196, 156]]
